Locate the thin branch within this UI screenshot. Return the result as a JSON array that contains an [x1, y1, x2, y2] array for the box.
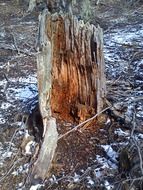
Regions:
[[58, 106, 111, 140], [122, 176, 143, 183], [3, 72, 10, 93], [130, 106, 136, 137]]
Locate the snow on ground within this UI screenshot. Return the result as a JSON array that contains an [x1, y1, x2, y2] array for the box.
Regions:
[[104, 18, 143, 125], [29, 184, 44, 190], [11, 83, 37, 100], [104, 180, 114, 190], [104, 23, 143, 79], [101, 145, 118, 164], [12, 163, 29, 176], [0, 115, 6, 124], [0, 141, 17, 167], [114, 128, 130, 137]]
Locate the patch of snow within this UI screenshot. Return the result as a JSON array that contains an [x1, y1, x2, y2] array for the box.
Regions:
[[0, 142, 17, 163], [94, 167, 102, 178], [14, 86, 37, 99], [86, 176, 95, 186], [125, 103, 134, 119], [0, 29, 6, 37], [99, 129, 106, 132], [2, 151, 13, 158], [7, 83, 37, 102], [96, 155, 113, 169], [111, 142, 128, 146], [111, 17, 127, 25], [73, 173, 80, 182], [0, 64, 6, 69], [0, 79, 7, 86], [18, 75, 37, 83], [49, 177, 54, 183], [18, 182, 23, 187], [138, 134, 143, 139], [80, 169, 84, 173], [51, 175, 58, 184], [12, 163, 29, 176], [17, 129, 25, 135], [0, 162, 3, 167], [104, 22, 143, 82], [25, 130, 30, 137], [96, 152, 117, 174], [0, 116, 6, 124], [136, 111, 143, 118], [1, 102, 12, 109], [114, 128, 129, 137], [8, 75, 37, 84], [106, 24, 143, 45], [12, 170, 19, 176], [104, 180, 114, 190], [25, 141, 35, 155], [19, 21, 37, 26], [101, 145, 118, 163], [12, 165, 23, 176], [30, 184, 44, 190], [105, 117, 111, 125]]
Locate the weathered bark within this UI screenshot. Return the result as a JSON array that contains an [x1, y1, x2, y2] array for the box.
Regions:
[[31, 118, 58, 180], [32, 9, 106, 181]]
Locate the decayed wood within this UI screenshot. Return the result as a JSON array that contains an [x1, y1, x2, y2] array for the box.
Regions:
[[48, 13, 106, 121], [32, 9, 106, 181], [31, 10, 58, 182], [31, 118, 58, 181]]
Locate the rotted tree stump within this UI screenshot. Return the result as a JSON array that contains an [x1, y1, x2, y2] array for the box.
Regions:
[[31, 10, 106, 182]]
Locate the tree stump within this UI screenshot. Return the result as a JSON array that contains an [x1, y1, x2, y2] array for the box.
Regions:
[[31, 9, 106, 182]]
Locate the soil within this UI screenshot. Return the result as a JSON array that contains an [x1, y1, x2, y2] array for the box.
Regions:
[[0, 0, 143, 190]]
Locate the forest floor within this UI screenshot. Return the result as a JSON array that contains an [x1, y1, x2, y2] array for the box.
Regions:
[[0, 1, 143, 190]]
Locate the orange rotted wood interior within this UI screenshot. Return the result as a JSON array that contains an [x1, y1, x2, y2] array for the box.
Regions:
[[45, 14, 105, 122]]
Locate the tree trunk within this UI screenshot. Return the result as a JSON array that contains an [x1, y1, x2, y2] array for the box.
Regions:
[[31, 9, 106, 182]]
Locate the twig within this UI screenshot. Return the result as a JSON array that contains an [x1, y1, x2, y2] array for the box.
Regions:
[[3, 72, 9, 82], [130, 106, 136, 138], [122, 176, 143, 183], [58, 106, 111, 140], [78, 167, 93, 182], [112, 75, 122, 85], [3, 72, 10, 93]]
